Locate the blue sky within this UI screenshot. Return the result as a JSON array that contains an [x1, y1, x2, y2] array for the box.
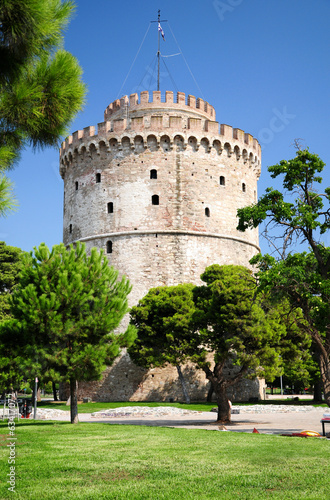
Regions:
[[2, 0, 330, 253]]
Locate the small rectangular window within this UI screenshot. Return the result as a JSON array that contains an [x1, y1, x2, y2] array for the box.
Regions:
[[107, 202, 113, 214], [152, 195, 159, 205], [96, 173, 101, 183]]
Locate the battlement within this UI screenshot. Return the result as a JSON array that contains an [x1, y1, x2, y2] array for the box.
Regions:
[[104, 91, 216, 122], [60, 90, 261, 171], [60, 122, 261, 159]]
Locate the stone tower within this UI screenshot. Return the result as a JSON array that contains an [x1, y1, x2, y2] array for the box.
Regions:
[[59, 90, 264, 402]]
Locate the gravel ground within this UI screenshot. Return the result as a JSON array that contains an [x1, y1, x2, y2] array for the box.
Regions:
[[3, 405, 328, 435], [22, 405, 328, 420], [90, 406, 203, 418]]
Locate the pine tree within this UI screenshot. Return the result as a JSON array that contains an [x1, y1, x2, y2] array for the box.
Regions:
[[0, 0, 86, 215], [129, 266, 310, 423], [0, 241, 24, 393], [0, 241, 23, 320], [1, 242, 136, 423]]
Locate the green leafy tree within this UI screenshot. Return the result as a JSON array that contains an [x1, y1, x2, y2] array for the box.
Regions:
[[129, 266, 307, 423], [237, 149, 330, 406], [0, 241, 23, 320], [129, 283, 197, 404], [0, 176, 17, 217], [248, 251, 330, 405], [0, 0, 86, 214], [0, 241, 24, 393], [261, 293, 314, 390], [193, 265, 299, 422], [0, 242, 136, 423]]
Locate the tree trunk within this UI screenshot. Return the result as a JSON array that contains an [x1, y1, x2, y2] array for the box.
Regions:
[[214, 384, 231, 423], [313, 379, 323, 402], [207, 384, 214, 403], [52, 382, 58, 402], [176, 365, 190, 404], [319, 353, 330, 407], [70, 378, 79, 424]]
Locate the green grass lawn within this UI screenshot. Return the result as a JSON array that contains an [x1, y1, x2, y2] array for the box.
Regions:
[[0, 421, 329, 499]]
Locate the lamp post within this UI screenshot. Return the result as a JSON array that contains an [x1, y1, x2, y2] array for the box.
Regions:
[[33, 377, 38, 419]]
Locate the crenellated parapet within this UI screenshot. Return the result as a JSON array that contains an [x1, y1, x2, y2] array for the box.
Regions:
[[60, 90, 261, 179], [103, 90, 216, 121], [60, 132, 261, 179]]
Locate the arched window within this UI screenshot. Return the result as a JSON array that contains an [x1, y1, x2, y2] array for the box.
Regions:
[[75, 181, 78, 191], [242, 183, 246, 192], [152, 195, 159, 205], [96, 173, 101, 183], [150, 169, 157, 179], [205, 207, 210, 217], [107, 202, 113, 214], [220, 176, 225, 186], [106, 241, 112, 254]]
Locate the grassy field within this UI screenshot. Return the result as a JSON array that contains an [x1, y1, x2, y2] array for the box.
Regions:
[[0, 420, 329, 499]]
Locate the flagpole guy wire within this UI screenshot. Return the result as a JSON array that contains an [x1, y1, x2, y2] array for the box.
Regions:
[[117, 10, 204, 100], [167, 23, 205, 100], [116, 23, 151, 99]]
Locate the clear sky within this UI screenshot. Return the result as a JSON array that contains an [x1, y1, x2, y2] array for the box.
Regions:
[[2, 0, 330, 254]]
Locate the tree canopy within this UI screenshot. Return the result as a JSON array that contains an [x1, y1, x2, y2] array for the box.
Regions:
[[129, 265, 309, 422], [0, 0, 86, 215], [0, 241, 23, 320], [129, 283, 196, 403], [129, 283, 196, 368], [193, 265, 307, 421], [0, 241, 24, 393], [0, 242, 136, 422], [237, 149, 330, 265], [237, 149, 330, 406]]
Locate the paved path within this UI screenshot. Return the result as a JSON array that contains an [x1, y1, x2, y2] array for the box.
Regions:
[[35, 406, 329, 436]]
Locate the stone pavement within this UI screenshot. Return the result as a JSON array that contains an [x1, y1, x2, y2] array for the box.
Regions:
[[33, 405, 329, 436]]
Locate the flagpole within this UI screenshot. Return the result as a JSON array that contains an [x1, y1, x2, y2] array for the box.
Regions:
[[157, 9, 160, 91], [151, 10, 167, 92]]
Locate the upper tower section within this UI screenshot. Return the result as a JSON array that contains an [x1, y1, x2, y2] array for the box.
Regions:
[[60, 90, 261, 179], [104, 90, 216, 122], [60, 89, 261, 276]]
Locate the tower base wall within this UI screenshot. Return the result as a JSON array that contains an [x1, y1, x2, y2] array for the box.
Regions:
[[59, 353, 266, 403]]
